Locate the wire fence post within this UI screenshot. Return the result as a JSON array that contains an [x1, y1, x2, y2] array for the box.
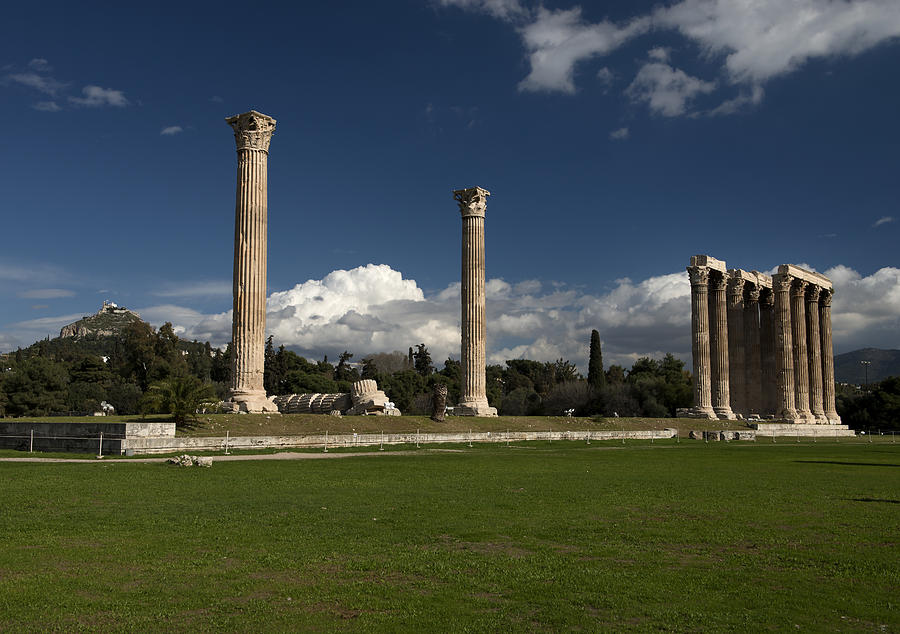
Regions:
[[98, 432, 103, 458], [468, 429, 473, 448], [548, 427, 551, 444], [225, 430, 230, 455], [30, 429, 34, 453], [416, 429, 419, 449], [324, 430, 328, 453], [380, 430, 384, 451]]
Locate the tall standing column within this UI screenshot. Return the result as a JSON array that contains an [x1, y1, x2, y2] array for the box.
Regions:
[[224, 111, 278, 413], [806, 286, 827, 423], [688, 266, 716, 419], [453, 186, 497, 417], [744, 284, 762, 418], [727, 275, 746, 417], [759, 289, 777, 417], [820, 290, 841, 424], [791, 279, 815, 422], [773, 274, 799, 422], [709, 271, 735, 420]]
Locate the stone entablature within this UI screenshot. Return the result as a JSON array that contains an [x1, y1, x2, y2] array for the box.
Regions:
[[686, 255, 840, 425]]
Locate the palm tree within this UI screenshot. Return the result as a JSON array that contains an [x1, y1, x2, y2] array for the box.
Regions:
[[142, 375, 218, 425]]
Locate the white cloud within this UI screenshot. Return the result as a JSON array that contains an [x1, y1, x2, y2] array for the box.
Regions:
[[17, 288, 75, 299], [825, 265, 900, 353], [6, 72, 67, 96], [33, 101, 61, 112], [656, 0, 900, 85], [27, 58, 52, 72], [648, 46, 671, 61], [68, 85, 129, 107], [609, 126, 629, 140], [437, 0, 527, 21], [518, 8, 651, 94], [873, 216, 894, 227], [626, 62, 716, 116], [160, 126, 184, 136]]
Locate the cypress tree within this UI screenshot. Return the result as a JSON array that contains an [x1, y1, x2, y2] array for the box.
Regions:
[[587, 329, 605, 389]]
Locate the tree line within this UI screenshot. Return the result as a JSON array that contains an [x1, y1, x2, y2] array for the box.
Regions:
[[4, 322, 892, 427]]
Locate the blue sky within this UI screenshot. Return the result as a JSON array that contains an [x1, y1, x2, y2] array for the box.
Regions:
[[2, 0, 899, 370]]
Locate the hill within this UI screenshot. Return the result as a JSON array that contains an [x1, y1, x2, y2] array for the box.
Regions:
[[59, 301, 144, 338], [833, 348, 900, 385]]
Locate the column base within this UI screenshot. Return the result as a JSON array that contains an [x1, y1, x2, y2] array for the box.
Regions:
[[713, 406, 737, 420], [679, 406, 718, 420], [811, 411, 829, 424], [825, 412, 842, 425], [775, 408, 804, 424], [797, 409, 817, 423], [222, 390, 280, 414], [455, 400, 498, 417]]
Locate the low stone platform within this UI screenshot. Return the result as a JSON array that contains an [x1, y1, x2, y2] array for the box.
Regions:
[[0, 421, 175, 454], [750, 423, 856, 437]]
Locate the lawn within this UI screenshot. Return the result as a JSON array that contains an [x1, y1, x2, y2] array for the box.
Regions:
[[1, 441, 897, 631]]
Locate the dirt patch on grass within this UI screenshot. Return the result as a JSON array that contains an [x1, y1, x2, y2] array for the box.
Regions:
[[435, 534, 533, 558]]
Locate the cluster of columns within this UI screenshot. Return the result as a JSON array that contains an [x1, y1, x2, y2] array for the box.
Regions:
[[687, 255, 840, 424]]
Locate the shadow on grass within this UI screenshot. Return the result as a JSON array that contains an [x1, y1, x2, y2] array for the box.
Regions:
[[794, 460, 900, 468], [846, 498, 900, 504]]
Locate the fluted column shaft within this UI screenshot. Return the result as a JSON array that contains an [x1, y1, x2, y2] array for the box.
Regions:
[[791, 279, 815, 422], [688, 266, 715, 417], [727, 276, 746, 417], [454, 187, 496, 417], [820, 291, 841, 423], [806, 286, 827, 423], [773, 274, 798, 421], [225, 111, 278, 413], [709, 272, 735, 419], [744, 285, 762, 417], [759, 290, 777, 416]]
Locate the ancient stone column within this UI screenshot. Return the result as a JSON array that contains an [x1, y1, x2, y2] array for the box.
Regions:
[[820, 290, 842, 424], [687, 266, 716, 419], [224, 111, 278, 413], [453, 186, 497, 417], [790, 278, 815, 422], [727, 275, 746, 418], [806, 286, 827, 423], [708, 271, 735, 420], [744, 284, 762, 418], [759, 289, 777, 417], [772, 274, 798, 422]]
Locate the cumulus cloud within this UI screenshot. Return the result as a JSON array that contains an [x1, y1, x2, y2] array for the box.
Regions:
[[626, 62, 716, 116], [437, 0, 900, 114], [160, 126, 184, 136], [68, 85, 129, 107], [872, 216, 894, 227], [4, 263, 899, 362], [518, 8, 650, 94], [609, 127, 630, 140]]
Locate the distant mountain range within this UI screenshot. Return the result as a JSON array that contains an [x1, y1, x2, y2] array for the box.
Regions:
[[834, 348, 900, 385]]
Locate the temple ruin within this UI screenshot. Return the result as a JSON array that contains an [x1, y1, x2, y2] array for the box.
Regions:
[[685, 255, 840, 424]]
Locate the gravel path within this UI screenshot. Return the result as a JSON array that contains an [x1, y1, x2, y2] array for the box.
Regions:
[[0, 450, 418, 464]]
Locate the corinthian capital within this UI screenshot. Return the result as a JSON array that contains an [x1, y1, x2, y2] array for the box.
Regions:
[[806, 285, 821, 303], [772, 274, 792, 293], [687, 266, 709, 287], [226, 110, 277, 152], [453, 186, 490, 218], [727, 276, 745, 298], [745, 284, 760, 304], [709, 270, 727, 291], [791, 278, 808, 297], [820, 289, 833, 308]]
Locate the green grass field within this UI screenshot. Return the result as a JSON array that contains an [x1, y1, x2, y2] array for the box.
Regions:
[[1, 441, 897, 631]]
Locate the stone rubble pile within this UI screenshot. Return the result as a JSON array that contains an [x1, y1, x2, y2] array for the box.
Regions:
[[273, 380, 401, 416], [167, 455, 213, 467]]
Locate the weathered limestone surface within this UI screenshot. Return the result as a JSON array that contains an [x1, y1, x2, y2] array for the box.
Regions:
[[759, 288, 777, 417], [273, 380, 400, 416], [790, 278, 815, 422], [223, 111, 278, 414], [726, 275, 746, 417], [773, 273, 800, 422], [820, 290, 841, 424], [744, 284, 762, 418], [687, 265, 716, 419], [806, 286, 827, 423], [431, 383, 448, 422], [709, 271, 735, 420], [454, 186, 497, 417]]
